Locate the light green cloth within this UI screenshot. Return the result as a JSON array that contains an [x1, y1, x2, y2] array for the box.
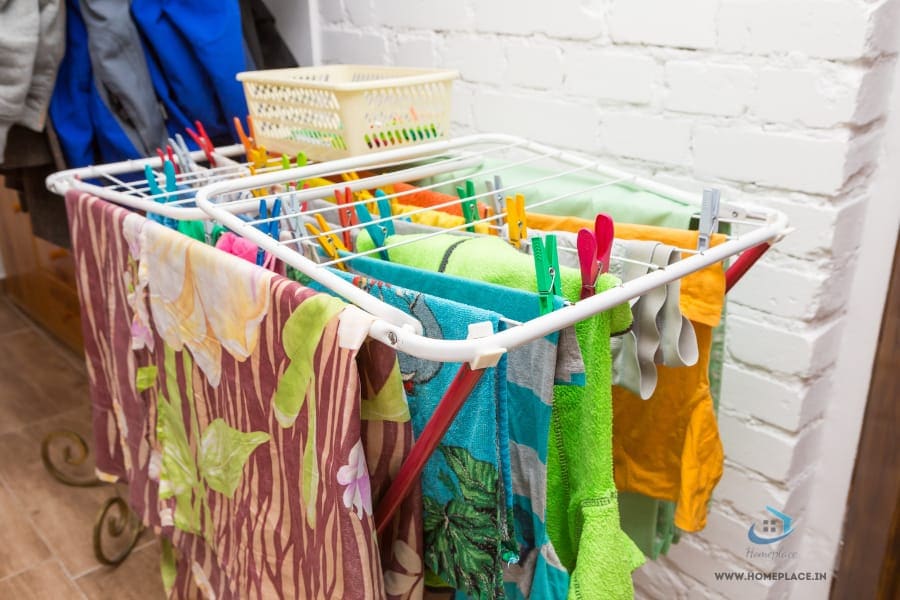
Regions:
[[416, 157, 698, 229], [357, 232, 645, 599]]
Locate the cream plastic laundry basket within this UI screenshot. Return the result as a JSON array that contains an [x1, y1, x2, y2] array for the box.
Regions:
[[237, 65, 458, 161]]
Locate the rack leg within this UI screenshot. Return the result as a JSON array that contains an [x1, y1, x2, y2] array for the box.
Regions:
[[374, 363, 485, 535], [725, 242, 770, 293]]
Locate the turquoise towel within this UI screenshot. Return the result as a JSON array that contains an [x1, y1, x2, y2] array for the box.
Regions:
[[348, 255, 583, 600], [299, 267, 514, 600], [415, 157, 697, 229], [356, 233, 645, 599]]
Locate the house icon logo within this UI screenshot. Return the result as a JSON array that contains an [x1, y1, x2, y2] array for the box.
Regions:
[[748, 506, 795, 545]]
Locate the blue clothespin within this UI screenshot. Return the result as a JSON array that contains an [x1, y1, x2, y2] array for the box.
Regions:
[[269, 198, 282, 240], [143, 165, 167, 225], [455, 180, 479, 233], [162, 160, 180, 229], [533, 234, 561, 315], [373, 189, 395, 236], [255, 200, 268, 265], [355, 201, 391, 261]]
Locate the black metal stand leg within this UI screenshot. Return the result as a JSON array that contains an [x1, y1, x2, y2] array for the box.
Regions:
[[40, 429, 143, 566]]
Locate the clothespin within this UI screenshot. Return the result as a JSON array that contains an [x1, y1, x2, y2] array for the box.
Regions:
[[355, 200, 392, 261], [341, 172, 375, 209], [533, 234, 561, 315], [373, 189, 395, 235], [269, 198, 282, 240], [485, 175, 505, 215], [304, 214, 348, 270], [576, 213, 614, 299], [170, 134, 196, 175], [334, 186, 358, 249], [185, 120, 216, 167], [234, 115, 252, 154], [697, 188, 721, 252], [505, 194, 527, 248], [456, 180, 479, 233]]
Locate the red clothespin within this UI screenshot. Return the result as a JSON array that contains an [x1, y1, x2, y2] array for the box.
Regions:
[[185, 120, 217, 167], [334, 186, 358, 250], [577, 213, 614, 299], [155, 146, 179, 174]]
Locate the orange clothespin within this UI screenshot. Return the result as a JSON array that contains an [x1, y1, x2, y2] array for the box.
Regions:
[[334, 186, 359, 249], [233, 116, 254, 157], [505, 194, 527, 248], [305, 214, 348, 270]]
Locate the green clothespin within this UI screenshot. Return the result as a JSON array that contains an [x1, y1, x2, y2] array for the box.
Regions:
[[533, 234, 561, 315], [455, 179, 479, 233]]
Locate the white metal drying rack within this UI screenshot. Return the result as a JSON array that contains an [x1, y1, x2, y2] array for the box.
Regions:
[[48, 133, 790, 367], [47, 132, 790, 532]]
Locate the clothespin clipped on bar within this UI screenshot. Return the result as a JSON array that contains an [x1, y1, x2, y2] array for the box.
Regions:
[[185, 120, 216, 167], [577, 213, 614, 299], [355, 201, 391, 261], [697, 188, 721, 252], [373, 189, 395, 235], [305, 214, 348, 270], [456, 180, 479, 233], [170, 134, 196, 175], [485, 175, 505, 216], [533, 234, 561, 315], [505, 193, 527, 248], [334, 186, 359, 250], [341, 172, 375, 209], [143, 164, 169, 226]]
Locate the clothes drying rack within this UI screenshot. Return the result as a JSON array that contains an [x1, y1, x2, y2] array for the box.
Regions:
[[46, 132, 790, 550]]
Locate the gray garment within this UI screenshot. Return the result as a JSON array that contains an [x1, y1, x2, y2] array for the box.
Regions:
[[80, 0, 168, 156], [0, 0, 65, 157]]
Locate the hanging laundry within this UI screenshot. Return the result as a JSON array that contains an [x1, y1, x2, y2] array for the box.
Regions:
[[131, 0, 251, 144], [355, 232, 644, 598], [301, 263, 515, 600], [344, 254, 585, 600], [0, 0, 64, 158], [65, 192, 423, 599], [524, 212, 728, 532]]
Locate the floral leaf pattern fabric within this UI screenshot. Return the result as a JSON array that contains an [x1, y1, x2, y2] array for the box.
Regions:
[[66, 192, 424, 600], [198, 419, 270, 498]]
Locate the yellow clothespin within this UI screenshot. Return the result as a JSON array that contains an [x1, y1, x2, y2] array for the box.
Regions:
[[305, 214, 348, 270], [506, 194, 527, 248], [341, 171, 375, 210]]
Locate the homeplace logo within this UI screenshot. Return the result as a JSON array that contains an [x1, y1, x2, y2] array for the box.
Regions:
[[747, 506, 795, 545]]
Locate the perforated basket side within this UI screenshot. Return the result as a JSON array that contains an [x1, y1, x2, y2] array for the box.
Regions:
[[239, 66, 456, 160]]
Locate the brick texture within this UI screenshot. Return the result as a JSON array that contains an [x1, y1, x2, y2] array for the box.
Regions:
[[313, 0, 899, 596]]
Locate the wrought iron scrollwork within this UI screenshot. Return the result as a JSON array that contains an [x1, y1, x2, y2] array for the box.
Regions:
[[41, 429, 143, 566], [40, 430, 102, 487], [93, 494, 144, 566]]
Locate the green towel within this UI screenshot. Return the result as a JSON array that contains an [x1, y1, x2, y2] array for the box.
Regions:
[[358, 232, 645, 599], [415, 157, 698, 229]]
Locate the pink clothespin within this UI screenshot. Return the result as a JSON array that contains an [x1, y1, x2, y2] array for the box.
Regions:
[[577, 213, 614, 299]]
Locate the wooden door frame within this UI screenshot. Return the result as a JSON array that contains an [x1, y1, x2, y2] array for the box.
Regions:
[[831, 236, 900, 599]]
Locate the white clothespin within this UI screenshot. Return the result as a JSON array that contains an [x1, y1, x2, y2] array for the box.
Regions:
[[697, 188, 721, 252], [485, 175, 504, 215]]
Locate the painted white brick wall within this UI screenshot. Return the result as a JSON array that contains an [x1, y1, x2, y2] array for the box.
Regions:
[[315, 0, 899, 597]]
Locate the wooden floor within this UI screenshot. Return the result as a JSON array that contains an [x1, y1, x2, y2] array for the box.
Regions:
[[0, 295, 164, 599]]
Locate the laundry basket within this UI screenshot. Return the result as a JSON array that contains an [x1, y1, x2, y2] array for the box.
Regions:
[[237, 65, 458, 161]]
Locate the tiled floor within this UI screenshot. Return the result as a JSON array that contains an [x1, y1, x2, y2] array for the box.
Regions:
[[0, 296, 164, 599]]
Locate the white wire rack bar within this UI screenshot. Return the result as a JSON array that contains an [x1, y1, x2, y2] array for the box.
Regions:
[[187, 133, 790, 366]]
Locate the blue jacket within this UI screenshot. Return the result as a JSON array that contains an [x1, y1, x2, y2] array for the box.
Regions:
[[49, 0, 249, 167]]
